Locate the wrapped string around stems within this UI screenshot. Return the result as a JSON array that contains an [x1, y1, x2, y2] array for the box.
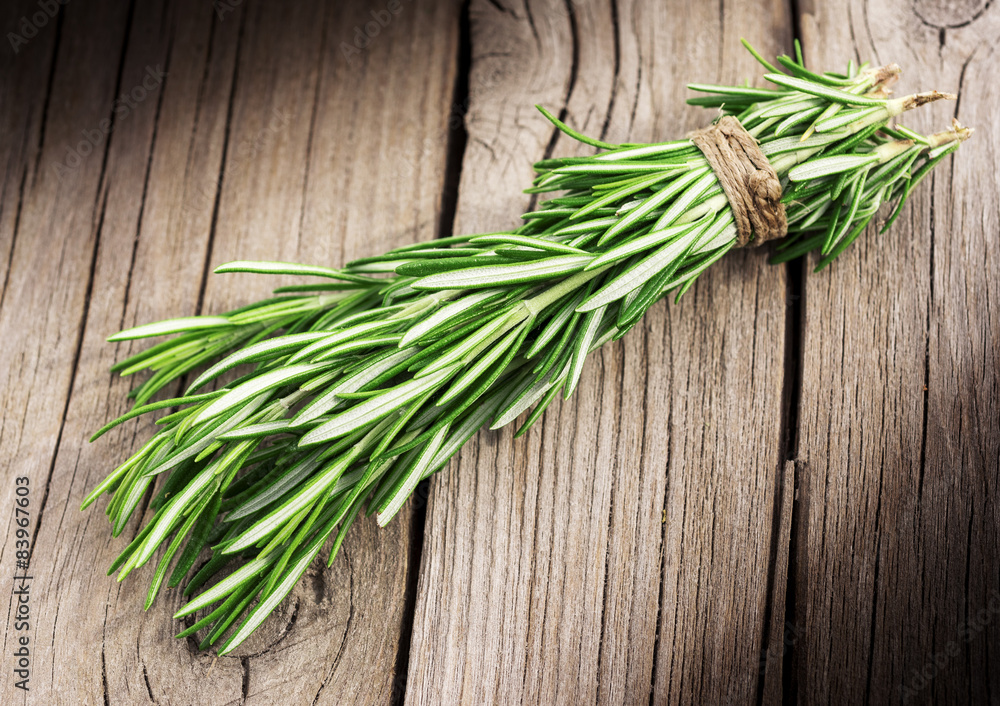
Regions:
[[688, 115, 787, 246]]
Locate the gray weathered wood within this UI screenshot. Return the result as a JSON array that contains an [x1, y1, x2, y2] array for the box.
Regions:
[[1, 0, 996, 704], [404, 1, 794, 703], [792, 0, 1000, 703], [0, 1, 458, 703], [0, 2, 140, 700]]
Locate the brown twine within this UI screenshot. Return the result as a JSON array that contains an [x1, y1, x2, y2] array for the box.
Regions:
[[687, 115, 786, 247]]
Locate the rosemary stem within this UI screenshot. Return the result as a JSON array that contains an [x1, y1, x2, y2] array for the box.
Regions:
[[525, 264, 612, 313]]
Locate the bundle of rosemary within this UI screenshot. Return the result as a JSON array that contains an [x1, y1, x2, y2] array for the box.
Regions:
[[85, 41, 970, 653]]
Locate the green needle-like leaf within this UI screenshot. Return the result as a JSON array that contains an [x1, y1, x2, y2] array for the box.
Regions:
[[411, 255, 592, 290], [193, 363, 333, 425], [108, 316, 233, 342], [764, 73, 886, 105], [300, 364, 459, 446]]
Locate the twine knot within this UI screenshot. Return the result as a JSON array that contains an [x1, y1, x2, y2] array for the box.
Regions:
[[688, 115, 786, 247]]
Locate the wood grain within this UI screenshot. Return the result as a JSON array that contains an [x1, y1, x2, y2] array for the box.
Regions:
[[0, 1, 459, 703], [0, 2, 141, 702], [0, 0, 996, 704], [404, 1, 795, 704], [792, 0, 1000, 703]]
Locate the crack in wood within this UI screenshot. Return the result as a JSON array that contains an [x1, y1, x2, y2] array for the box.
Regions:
[[0, 165, 26, 315], [29, 3, 65, 192], [194, 1, 247, 320]]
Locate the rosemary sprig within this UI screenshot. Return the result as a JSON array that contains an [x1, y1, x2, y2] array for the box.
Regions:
[[85, 41, 971, 653]]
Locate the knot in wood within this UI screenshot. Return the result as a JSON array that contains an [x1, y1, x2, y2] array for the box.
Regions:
[[688, 115, 787, 247]]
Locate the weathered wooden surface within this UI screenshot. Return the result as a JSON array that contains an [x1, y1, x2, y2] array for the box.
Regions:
[[0, 0, 459, 703], [406, 1, 794, 704], [793, 1, 1000, 703], [0, 0, 995, 704]]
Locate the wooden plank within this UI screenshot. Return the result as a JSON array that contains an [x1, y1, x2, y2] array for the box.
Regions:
[[93, 2, 250, 703], [792, 0, 1000, 702], [1, 1, 245, 703], [196, 1, 459, 704], [0, 0, 55, 301], [405, 1, 794, 703], [0, 1, 136, 700], [0, 1, 459, 704]]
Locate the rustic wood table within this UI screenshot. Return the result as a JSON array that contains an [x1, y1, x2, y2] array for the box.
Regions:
[[1, 0, 996, 704]]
